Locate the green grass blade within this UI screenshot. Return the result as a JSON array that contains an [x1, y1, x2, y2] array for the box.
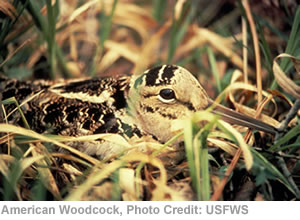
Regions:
[[3, 160, 21, 200], [270, 124, 300, 152], [99, 0, 118, 50], [167, 0, 196, 63], [152, 0, 167, 24], [184, 119, 197, 193], [46, 0, 59, 79], [282, 6, 300, 60], [254, 14, 289, 42], [207, 46, 222, 93], [271, 5, 300, 89], [198, 128, 212, 201], [276, 143, 300, 152], [25, 0, 48, 34], [0, 0, 29, 46], [1, 97, 30, 129], [257, 23, 273, 76], [90, 0, 118, 76], [184, 112, 216, 200], [250, 148, 296, 196]]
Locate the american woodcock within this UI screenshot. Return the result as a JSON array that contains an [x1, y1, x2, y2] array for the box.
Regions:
[[0, 65, 277, 159]]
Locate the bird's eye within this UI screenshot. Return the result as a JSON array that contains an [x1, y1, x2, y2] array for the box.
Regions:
[[158, 88, 176, 103]]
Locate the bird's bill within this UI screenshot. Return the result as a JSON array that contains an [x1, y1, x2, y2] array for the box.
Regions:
[[207, 99, 277, 135]]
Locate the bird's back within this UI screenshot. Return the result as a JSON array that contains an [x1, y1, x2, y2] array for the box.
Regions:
[[0, 75, 141, 138]]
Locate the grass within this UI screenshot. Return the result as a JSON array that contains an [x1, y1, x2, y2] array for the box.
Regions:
[[0, 0, 300, 201]]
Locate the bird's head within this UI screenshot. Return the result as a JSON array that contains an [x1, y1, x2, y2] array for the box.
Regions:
[[127, 64, 277, 144], [128, 65, 209, 143]]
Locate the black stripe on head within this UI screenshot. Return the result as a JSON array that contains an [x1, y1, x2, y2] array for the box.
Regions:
[[144, 65, 178, 86], [145, 66, 161, 86], [161, 65, 177, 81]]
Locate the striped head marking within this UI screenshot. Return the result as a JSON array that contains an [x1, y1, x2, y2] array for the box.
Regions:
[[129, 65, 209, 143]]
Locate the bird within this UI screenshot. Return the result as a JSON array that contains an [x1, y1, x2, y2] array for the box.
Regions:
[[0, 65, 278, 159]]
